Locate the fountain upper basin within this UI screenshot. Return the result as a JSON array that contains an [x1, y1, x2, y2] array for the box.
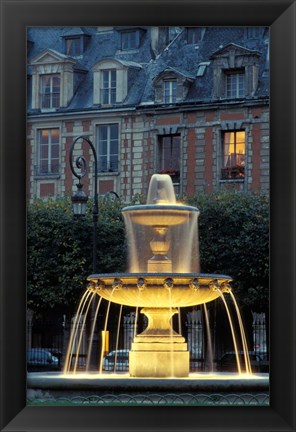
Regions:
[[122, 204, 199, 226], [87, 273, 232, 308]]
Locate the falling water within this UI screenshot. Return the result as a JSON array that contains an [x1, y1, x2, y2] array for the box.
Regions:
[[114, 305, 123, 372], [64, 289, 94, 373], [229, 290, 252, 373], [178, 307, 182, 335], [167, 287, 175, 377], [133, 307, 139, 339], [98, 288, 117, 373], [203, 304, 214, 372], [217, 288, 242, 374], [86, 296, 103, 371]]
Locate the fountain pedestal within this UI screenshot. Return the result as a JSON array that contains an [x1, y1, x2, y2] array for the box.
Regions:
[[129, 307, 189, 377]]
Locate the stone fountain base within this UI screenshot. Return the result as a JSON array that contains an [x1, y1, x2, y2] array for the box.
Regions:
[[27, 372, 269, 405], [129, 306, 190, 377], [129, 347, 189, 377]]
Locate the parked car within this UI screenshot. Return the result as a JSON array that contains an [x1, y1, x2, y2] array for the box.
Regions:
[[217, 351, 269, 373], [27, 348, 60, 372], [102, 349, 129, 372]]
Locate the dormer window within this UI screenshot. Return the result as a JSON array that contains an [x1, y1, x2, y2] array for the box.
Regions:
[[225, 69, 245, 98], [210, 44, 260, 99], [121, 30, 140, 50], [92, 58, 142, 106], [153, 68, 193, 105], [186, 27, 204, 44], [116, 27, 146, 51], [40, 74, 60, 109], [29, 49, 80, 110], [164, 80, 177, 104], [65, 37, 82, 56], [62, 28, 91, 57]]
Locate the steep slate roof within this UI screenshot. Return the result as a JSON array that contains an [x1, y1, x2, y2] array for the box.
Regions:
[[27, 26, 269, 114]]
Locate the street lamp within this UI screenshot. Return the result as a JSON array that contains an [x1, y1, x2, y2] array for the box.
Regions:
[[69, 135, 100, 369], [69, 135, 98, 273]]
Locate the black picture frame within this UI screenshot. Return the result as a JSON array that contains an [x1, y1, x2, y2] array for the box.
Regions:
[[0, 0, 295, 431]]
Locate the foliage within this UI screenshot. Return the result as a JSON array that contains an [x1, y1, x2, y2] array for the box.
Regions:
[[185, 190, 269, 312], [27, 190, 269, 315], [27, 197, 126, 315]]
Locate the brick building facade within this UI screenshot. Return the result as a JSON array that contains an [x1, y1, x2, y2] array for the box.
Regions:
[[27, 26, 269, 201]]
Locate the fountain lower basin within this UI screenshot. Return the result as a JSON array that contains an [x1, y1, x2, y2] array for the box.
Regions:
[[27, 372, 269, 406], [87, 273, 232, 308]]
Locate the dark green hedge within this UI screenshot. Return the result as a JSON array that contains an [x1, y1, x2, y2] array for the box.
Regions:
[[27, 197, 126, 314], [27, 190, 269, 314], [186, 190, 269, 312]]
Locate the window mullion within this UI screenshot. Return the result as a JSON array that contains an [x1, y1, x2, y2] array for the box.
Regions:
[[48, 132, 51, 172], [107, 126, 111, 170]]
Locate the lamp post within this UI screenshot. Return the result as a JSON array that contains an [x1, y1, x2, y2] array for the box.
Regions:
[[69, 135, 99, 369], [69, 135, 98, 273]]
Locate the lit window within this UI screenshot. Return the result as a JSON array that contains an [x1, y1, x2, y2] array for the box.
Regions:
[[97, 124, 119, 172], [164, 80, 177, 104], [225, 70, 245, 98], [40, 74, 60, 109], [37, 129, 60, 175], [65, 37, 81, 56], [121, 31, 139, 50], [101, 70, 116, 104], [158, 135, 180, 181], [221, 131, 245, 180]]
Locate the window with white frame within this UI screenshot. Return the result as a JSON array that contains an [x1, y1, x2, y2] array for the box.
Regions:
[[101, 70, 117, 104], [39, 74, 60, 109], [225, 69, 245, 98], [221, 130, 245, 180], [164, 80, 177, 104], [37, 128, 60, 175], [97, 124, 119, 172]]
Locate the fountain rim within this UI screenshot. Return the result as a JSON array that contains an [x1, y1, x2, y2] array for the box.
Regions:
[[87, 272, 233, 282], [122, 204, 200, 213]]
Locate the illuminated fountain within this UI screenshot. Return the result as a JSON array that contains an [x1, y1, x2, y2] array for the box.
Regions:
[[27, 174, 269, 404], [82, 174, 242, 377]]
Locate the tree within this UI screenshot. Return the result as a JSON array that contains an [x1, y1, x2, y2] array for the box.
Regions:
[[186, 190, 269, 313], [27, 197, 126, 315]]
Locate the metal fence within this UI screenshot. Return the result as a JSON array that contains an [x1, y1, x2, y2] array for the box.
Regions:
[[27, 308, 268, 373]]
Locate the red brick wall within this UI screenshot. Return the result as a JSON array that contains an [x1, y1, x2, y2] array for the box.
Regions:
[[220, 112, 245, 121], [251, 124, 261, 191], [204, 127, 214, 192], [40, 183, 55, 197], [156, 116, 181, 125], [99, 179, 114, 194], [186, 128, 196, 195], [65, 137, 73, 195]]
